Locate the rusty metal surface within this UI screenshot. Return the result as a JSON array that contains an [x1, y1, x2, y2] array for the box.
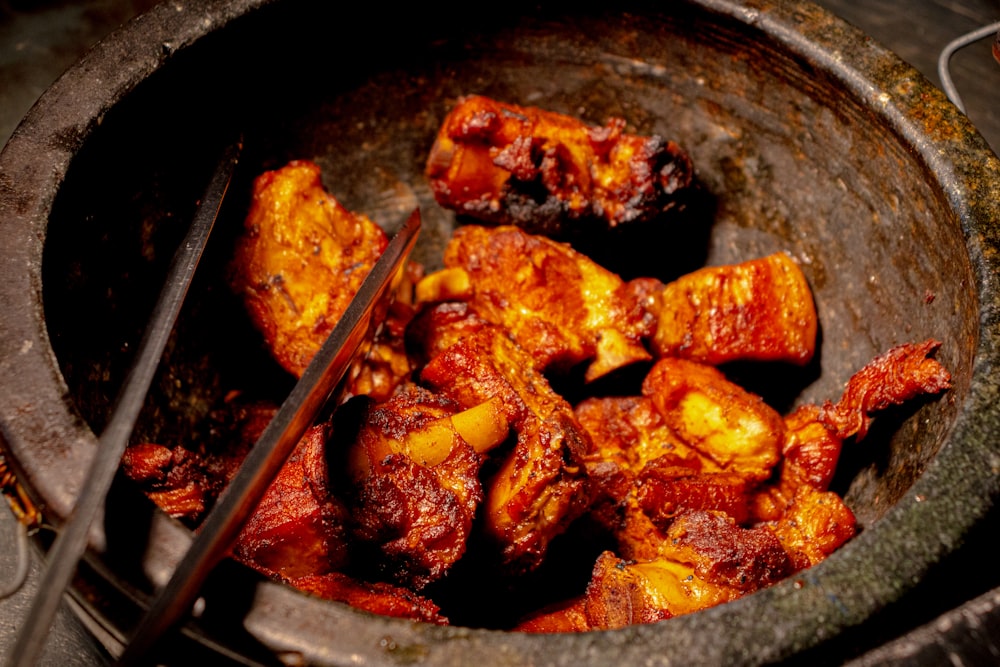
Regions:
[[0, 3, 993, 664]]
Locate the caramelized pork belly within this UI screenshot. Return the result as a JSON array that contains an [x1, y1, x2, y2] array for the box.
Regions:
[[425, 95, 693, 235], [228, 160, 388, 377], [652, 252, 817, 366], [583, 509, 792, 629], [420, 224, 653, 380], [121, 444, 208, 520], [583, 552, 734, 628], [414, 303, 592, 571], [574, 395, 698, 476], [636, 462, 753, 528], [762, 486, 856, 571], [291, 572, 447, 625], [574, 396, 715, 539], [514, 597, 591, 633], [642, 358, 785, 479], [345, 386, 507, 589], [229, 422, 351, 580]]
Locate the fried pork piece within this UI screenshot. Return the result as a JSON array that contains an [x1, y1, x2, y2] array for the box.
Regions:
[[583, 553, 732, 628], [652, 252, 818, 366], [574, 388, 767, 562], [584, 511, 792, 630], [228, 160, 389, 378], [233, 422, 352, 580], [748, 404, 844, 523], [345, 261, 424, 402], [764, 486, 856, 570], [418, 224, 654, 380], [588, 511, 791, 627], [574, 396, 704, 514], [412, 303, 593, 571], [121, 444, 208, 520], [821, 339, 952, 440], [642, 357, 785, 479], [636, 462, 753, 528], [121, 400, 269, 521], [290, 572, 448, 625], [752, 339, 951, 521], [425, 95, 694, 235], [574, 396, 717, 546], [344, 386, 508, 589], [519, 509, 792, 632], [514, 598, 592, 633]]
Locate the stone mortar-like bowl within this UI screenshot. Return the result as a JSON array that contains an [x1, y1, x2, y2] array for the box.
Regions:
[[1, 0, 999, 664]]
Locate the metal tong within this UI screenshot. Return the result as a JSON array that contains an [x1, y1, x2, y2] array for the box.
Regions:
[[4, 139, 242, 667], [4, 139, 421, 666], [120, 206, 420, 665]]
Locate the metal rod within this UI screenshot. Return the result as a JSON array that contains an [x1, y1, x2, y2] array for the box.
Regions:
[[4, 139, 241, 667], [117, 208, 421, 666]]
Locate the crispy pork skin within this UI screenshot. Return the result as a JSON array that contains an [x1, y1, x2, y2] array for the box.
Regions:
[[426, 95, 693, 235], [652, 252, 818, 366]]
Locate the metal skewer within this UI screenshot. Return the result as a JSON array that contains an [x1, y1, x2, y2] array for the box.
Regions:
[[4, 139, 242, 667], [117, 208, 421, 665]]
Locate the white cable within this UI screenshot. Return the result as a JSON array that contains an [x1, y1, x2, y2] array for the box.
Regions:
[[937, 20, 1000, 114]]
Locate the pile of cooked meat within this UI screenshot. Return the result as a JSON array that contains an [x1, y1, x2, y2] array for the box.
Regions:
[[121, 95, 951, 631]]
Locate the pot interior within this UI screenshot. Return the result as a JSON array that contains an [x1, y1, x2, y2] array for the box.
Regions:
[[32, 0, 977, 659]]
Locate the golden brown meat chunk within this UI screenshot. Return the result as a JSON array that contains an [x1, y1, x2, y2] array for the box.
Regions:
[[821, 339, 951, 440], [229, 160, 389, 377], [345, 261, 424, 402], [121, 443, 208, 520], [513, 597, 591, 633], [575, 393, 765, 562], [579, 510, 792, 630], [642, 357, 785, 479], [426, 95, 694, 235], [233, 422, 352, 580], [575, 396, 703, 476], [636, 463, 753, 528], [575, 395, 705, 522], [574, 395, 732, 552], [290, 572, 447, 625], [419, 224, 654, 380], [121, 399, 270, 522], [763, 487, 856, 571], [752, 339, 950, 522], [518, 507, 797, 633], [344, 386, 507, 589], [749, 404, 845, 522], [652, 252, 818, 366], [413, 303, 593, 571], [583, 552, 734, 628]]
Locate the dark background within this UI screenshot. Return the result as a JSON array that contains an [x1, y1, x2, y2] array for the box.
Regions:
[[1, 0, 998, 664]]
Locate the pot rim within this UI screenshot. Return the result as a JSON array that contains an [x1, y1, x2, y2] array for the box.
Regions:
[[1, 0, 999, 664]]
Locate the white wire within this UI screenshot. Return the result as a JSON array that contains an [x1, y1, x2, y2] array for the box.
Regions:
[[937, 20, 1000, 114]]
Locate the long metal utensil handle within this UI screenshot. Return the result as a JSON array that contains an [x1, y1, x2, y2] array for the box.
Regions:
[[4, 139, 242, 667], [117, 208, 421, 666]]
